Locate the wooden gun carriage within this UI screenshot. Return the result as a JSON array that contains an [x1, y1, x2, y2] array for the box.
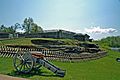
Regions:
[[13, 50, 66, 77]]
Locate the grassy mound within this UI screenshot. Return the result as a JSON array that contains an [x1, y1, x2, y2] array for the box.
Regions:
[[0, 38, 80, 46]]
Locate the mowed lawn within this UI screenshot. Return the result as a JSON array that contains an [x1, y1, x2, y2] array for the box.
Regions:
[[0, 50, 120, 80]]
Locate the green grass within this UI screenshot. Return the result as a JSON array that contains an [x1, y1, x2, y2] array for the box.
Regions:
[[0, 58, 13, 74], [0, 38, 80, 46], [0, 38, 120, 80], [0, 50, 120, 80], [0, 38, 33, 45]]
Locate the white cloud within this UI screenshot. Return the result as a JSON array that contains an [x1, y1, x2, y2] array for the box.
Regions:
[[84, 26, 117, 34]]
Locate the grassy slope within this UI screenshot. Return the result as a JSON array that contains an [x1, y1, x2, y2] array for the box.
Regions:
[[0, 50, 120, 80], [0, 38, 120, 80], [0, 38, 79, 46]]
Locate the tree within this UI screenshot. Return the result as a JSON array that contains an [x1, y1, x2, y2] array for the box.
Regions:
[[22, 17, 34, 34], [0, 23, 21, 34], [13, 23, 21, 33], [8, 23, 21, 34], [31, 23, 43, 33], [22, 17, 43, 34], [100, 36, 120, 47], [0, 17, 43, 34], [0, 25, 6, 32]]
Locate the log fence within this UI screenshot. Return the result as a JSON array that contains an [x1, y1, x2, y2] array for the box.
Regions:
[[0, 46, 107, 62]]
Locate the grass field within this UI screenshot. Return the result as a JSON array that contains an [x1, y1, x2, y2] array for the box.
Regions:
[[0, 50, 120, 80], [0, 38, 120, 80]]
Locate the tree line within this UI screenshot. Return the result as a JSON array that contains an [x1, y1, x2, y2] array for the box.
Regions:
[[0, 17, 43, 34], [99, 36, 120, 47]]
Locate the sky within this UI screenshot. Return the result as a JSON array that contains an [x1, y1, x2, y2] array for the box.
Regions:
[[0, 0, 120, 40]]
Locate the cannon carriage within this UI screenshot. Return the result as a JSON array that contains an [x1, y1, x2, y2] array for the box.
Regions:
[[13, 50, 66, 77]]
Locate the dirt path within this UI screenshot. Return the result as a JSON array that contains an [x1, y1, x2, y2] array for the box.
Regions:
[[0, 74, 29, 80]]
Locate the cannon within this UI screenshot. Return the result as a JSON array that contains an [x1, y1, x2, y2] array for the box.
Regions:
[[13, 50, 66, 77]]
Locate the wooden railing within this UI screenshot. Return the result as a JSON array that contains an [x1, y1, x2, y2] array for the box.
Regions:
[[0, 46, 107, 62]]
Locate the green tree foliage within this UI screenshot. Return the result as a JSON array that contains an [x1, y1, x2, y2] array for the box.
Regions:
[[31, 23, 43, 33], [12, 23, 21, 33], [0, 25, 7, 32], [99, 36, 120, 47], [22, 17, 43, 34], [0, 23, 20, 33], [0, 17, 43, 34], [0, 25, 12, 33], [22, 17, 33, 34]]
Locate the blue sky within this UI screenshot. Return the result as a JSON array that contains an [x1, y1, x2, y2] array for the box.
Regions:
[[0, 0, 120, 40]]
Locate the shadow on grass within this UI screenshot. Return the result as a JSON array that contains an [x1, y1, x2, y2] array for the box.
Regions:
[[7, 69, 59, 78]]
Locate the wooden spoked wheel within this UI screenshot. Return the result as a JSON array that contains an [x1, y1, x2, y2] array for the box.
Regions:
[[33, 60, 42, 70], [13, 51, 34, 73]]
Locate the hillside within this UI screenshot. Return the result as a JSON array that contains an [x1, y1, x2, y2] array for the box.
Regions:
[[94, 36, 120, 48], [0, 38, 100, 54], [0, 38, 80, 46]]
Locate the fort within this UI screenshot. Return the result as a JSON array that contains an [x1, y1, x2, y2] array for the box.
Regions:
[[0, 32, 10, 38], [0, 29, 91, 41]]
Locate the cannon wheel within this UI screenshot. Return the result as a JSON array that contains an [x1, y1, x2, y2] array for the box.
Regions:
[[33, 59, 42, 70], [13, 51, 34, 73]]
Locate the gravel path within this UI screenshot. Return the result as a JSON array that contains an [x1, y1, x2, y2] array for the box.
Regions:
[[0, 74, 29, 80]]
